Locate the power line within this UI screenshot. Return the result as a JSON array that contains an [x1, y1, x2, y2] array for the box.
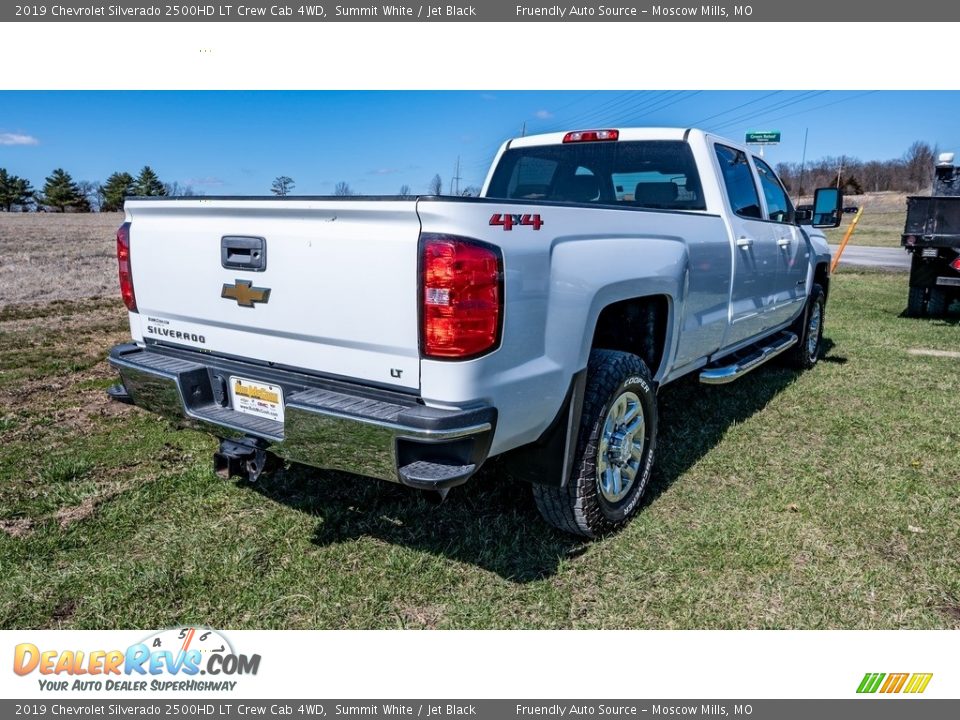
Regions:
[[689, 91, 782, 125], [546, 90, 601, 117], [557, 91, 667, 128], [744, 90, 878, 129], [710, 91, 828, 133], [625, 91, 704, 123]]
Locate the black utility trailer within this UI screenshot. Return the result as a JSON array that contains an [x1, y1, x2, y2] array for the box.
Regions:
[[903, 154, 960, 316]]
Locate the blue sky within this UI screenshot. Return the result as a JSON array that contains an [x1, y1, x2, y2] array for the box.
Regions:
[[2, 91, 960, 195]]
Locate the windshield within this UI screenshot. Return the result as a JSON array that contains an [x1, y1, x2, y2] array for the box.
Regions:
[[486, 140, 706, 211]]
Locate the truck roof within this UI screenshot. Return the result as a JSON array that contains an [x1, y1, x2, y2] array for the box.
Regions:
[[508, 127, 705, 149]]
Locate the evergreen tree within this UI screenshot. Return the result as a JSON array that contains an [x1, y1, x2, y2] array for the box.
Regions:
[[13, 176, 35, 211], [134, 166, 166, 196], [42, 168, 88, 212], [0, 169, 35, 211], [100, 171, 135, 211]]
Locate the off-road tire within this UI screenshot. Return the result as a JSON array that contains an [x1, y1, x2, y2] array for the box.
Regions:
[[786, 284, 826, 370], [927, 287, 950, 317], [906, 285, 928, 317], [532, 349, 657, 538]]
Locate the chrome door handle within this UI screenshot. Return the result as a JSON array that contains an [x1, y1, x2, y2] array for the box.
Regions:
[[736, 236, 754, 248], [777, 237, 792, 248]]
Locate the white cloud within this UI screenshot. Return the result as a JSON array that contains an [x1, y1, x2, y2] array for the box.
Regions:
[[0, 132, 39, 146], [367, 168, 400, 176], [534, 110, 553, 120]]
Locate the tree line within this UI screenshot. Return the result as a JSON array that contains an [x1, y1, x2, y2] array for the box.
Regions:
[[272, 174, 479, 198], [775, 141, 939, 197], [0, 166, 484, 212], [0, 166, 193, 212]]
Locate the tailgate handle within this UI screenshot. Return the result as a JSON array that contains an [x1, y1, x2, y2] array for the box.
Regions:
[[221, 236, 266, 272]]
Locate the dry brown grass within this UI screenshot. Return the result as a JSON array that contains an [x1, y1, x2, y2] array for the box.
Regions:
[[0, 212, 124, 305]]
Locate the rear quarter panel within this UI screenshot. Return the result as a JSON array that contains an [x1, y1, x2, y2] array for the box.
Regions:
[[416, 198, 730, 455]]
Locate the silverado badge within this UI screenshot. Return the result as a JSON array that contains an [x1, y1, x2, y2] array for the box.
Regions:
[[221, 279, 271, 307]]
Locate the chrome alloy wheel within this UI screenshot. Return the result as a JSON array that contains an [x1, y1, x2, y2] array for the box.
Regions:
[[806, 301, 822, 359], [596, 391, 645, 504]]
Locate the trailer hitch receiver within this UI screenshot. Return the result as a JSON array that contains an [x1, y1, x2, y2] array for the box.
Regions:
[[214, 438, 270, 483]]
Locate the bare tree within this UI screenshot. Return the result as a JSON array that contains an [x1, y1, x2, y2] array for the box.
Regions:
[[398, 184, 411, 197], [163, 181, 197, 197], [76, 180, 101, 212], [460, 186, 481, 197], [334, 181, 353, 197], [271, 176, 295, 196], [903, 141, 937, 192], [427, 174, 443, 195]]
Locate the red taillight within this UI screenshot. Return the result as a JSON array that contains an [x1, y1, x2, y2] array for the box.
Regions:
[[562, 129, 619, 143], [116, 222, 137, 312], [952, 256, 960, 272], [421, 234, 502, 359]]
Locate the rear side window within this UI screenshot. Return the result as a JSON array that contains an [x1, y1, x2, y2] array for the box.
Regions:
[[753, 156, 794, 223], [714, 144, 762, 219], [487, 140, 706, 211]]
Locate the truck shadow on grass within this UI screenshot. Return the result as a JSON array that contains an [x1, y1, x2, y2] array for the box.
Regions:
[[244, 345, 841, 582]]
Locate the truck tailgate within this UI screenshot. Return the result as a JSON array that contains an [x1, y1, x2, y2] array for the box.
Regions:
[[124, 199, 421, 391]]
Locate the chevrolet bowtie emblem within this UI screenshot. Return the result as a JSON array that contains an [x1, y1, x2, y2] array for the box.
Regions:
[[221, 279, 271, 307]]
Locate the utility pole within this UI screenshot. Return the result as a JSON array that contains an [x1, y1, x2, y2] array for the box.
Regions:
[[836, 155, 844, 189], [450, 156, 462, 196], [520, 121, 526, 137], [796, 127, 809, 205]]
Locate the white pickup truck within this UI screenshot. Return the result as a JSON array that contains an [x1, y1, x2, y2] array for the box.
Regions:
[[108, 127, 841, 537]]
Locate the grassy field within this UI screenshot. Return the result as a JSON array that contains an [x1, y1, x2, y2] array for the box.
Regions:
[[0, 215, 958, 630], [822, 192, 908, 248]]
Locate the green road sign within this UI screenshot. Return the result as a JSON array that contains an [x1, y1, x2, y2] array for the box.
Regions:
[[746, 130, 781, 144]]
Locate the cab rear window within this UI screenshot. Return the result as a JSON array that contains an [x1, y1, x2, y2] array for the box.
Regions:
[[486, 140, 706, 211]]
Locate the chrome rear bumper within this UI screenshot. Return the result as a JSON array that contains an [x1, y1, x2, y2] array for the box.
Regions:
[[108, 343, 495, 489]]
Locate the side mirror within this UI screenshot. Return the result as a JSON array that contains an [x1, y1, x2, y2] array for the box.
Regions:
[[811, 187, 843, 228]]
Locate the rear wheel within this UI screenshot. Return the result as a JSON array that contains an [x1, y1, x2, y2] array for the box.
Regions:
[[786, 284, 825, 370], [907, 285, 928, 317], [927, 287, 950, 317], [532, 349, 657, 538]]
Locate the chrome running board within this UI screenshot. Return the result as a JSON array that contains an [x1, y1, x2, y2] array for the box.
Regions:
[[699, 331, 798, 385]]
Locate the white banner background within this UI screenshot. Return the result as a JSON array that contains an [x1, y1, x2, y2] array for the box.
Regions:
[[1, 630, 953, 699]]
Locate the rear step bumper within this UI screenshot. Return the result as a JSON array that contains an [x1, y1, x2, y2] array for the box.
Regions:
[[107, 343, 495, 490], [699, 331, 798, 385]]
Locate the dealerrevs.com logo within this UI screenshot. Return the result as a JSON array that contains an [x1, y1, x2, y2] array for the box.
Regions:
[[13, 627, 260, 693]]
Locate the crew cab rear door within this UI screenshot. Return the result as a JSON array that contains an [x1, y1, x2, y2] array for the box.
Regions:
[[712, 142, 779, 345]]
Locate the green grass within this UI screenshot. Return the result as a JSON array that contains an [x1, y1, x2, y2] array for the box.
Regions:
[[825, 210, 905, 248], [1, 272, 958, 629]]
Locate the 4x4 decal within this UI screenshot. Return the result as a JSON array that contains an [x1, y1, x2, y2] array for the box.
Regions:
[[489, 213, 544, 231]]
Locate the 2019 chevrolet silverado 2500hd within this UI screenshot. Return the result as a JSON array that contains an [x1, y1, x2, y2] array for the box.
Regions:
[[107, 127, 841, 537]]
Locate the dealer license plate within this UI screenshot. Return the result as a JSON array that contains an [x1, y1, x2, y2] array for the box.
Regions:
[[228, 376, 284, 423]]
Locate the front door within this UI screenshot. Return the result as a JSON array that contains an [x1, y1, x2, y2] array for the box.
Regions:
[[754, 156, 809, 326]]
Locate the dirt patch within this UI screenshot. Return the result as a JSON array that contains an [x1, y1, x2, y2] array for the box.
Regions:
[[49, 599, 78, 625], [54, 489, 120, 529], [397, 604, 445, 629], [938, 603, 960, 626], [0, 517, 35, 538]]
